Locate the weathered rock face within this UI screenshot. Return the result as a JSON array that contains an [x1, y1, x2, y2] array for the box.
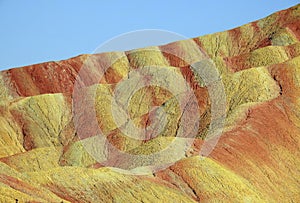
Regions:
[[0, 4, 299, 202]]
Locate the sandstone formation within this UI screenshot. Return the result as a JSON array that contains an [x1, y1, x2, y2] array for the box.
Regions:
[[0, 4, 299, 202]]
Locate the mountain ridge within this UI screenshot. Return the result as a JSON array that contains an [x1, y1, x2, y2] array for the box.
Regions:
[[0, 4, 299, 202]]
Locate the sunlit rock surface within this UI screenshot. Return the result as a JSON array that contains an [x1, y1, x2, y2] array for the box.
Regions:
[[0, 4, 299, 202]]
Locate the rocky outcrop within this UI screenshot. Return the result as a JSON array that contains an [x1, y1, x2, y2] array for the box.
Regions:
[[0, 4, 299, 202]]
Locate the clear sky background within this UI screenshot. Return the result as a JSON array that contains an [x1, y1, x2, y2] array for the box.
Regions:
[[0, 0, 299, 70]]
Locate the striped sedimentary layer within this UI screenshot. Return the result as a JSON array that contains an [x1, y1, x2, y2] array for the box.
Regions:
[[0, 4, 299, 202]]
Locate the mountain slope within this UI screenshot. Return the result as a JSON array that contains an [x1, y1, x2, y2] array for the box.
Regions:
[[0, 4, 299, 202]]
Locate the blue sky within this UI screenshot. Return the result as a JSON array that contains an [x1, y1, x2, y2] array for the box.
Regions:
[[0, 1, 298, 70]]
